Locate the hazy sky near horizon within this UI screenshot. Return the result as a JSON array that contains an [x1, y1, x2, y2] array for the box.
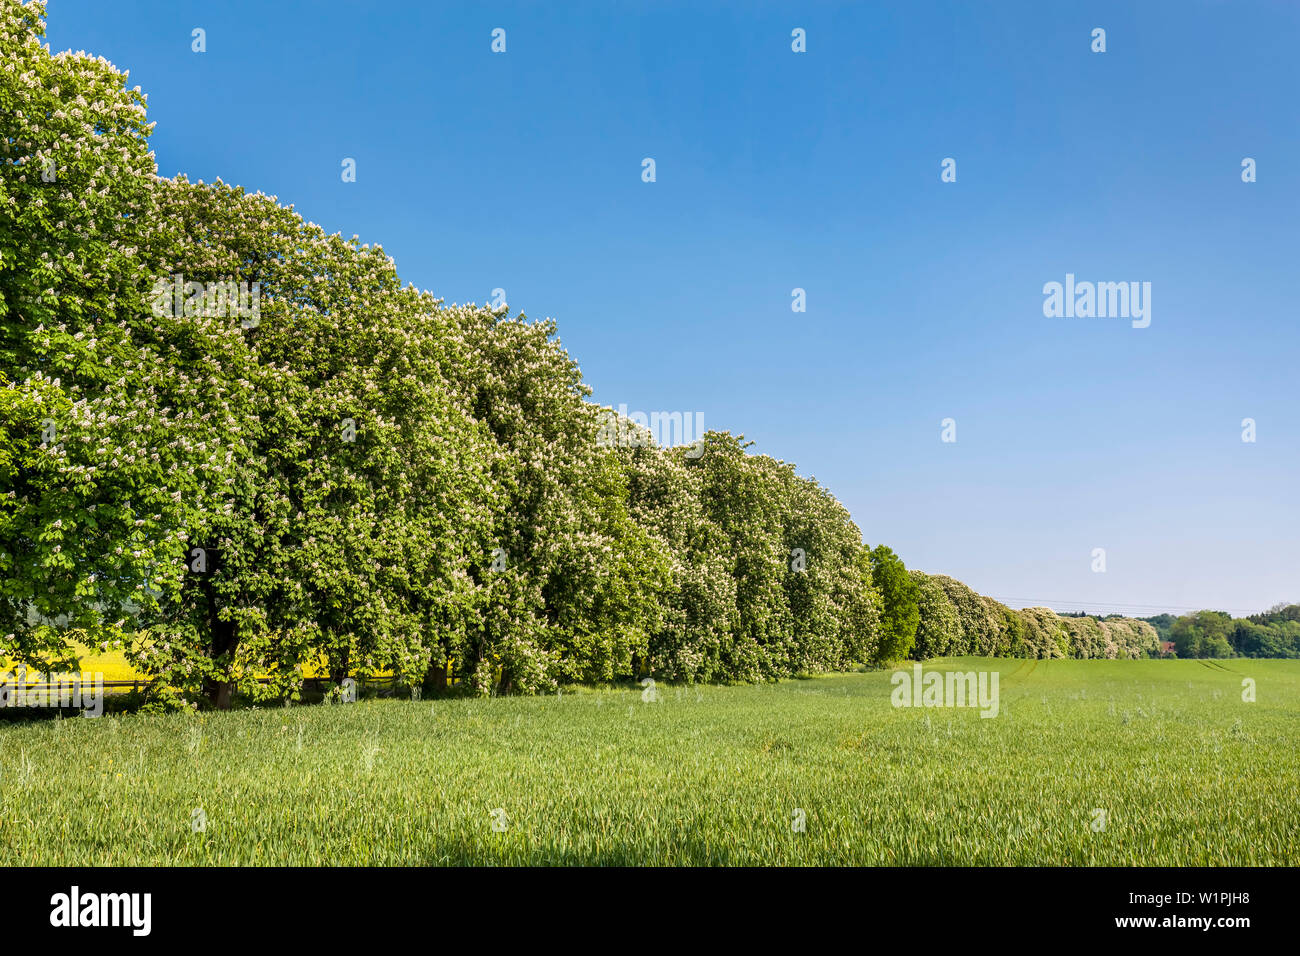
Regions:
[[49, 1, 1300, 617]]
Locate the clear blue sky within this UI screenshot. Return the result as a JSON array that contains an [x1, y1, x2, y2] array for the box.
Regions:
[[49, 1, 1300, 617]]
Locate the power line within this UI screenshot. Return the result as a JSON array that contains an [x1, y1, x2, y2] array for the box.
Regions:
[[983, 596, 1277, 616]]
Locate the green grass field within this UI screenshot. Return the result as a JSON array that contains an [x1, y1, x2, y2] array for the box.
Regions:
[[1, 657, 1295, 865]]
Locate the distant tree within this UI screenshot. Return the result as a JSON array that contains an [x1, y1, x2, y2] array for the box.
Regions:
[[979, 595, 1016, 655], [1232, 604, 1300, 658], [620, 438, 738, 682], [1140, 614, 1177, 641], [1000, 606, 1028, 656], [1253, 602, 1300, 624], [869, 545, 918, 662], [908, 570, 958, 659], [1171, 611, 1234, 659], [1099, 618, 1160, 659]]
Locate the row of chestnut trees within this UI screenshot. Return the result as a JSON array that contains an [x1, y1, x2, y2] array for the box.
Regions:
[[910, 572, 1158, 661], [0, 1, 1155, 709]]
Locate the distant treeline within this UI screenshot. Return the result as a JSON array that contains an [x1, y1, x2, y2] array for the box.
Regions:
[[1141, 605, 1300, 659]]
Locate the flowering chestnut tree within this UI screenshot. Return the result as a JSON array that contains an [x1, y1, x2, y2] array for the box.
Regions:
[[1, 0, 207, 674]]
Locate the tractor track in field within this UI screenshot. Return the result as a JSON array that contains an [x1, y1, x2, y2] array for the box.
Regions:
[[1197, 659, 1237, 673], [1000, 658, 1034, 682]]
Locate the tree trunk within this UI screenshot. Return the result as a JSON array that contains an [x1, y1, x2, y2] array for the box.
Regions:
[[201, 579, 238, 709], [422, 658, 448, 697], [210, 680, 234, 709]]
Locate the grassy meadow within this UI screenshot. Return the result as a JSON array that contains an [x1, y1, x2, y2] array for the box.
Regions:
[[1, 657, 1295, 866]]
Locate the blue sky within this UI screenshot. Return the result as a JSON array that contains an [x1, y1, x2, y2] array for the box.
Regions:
[[49, 1, 1299, 616]]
